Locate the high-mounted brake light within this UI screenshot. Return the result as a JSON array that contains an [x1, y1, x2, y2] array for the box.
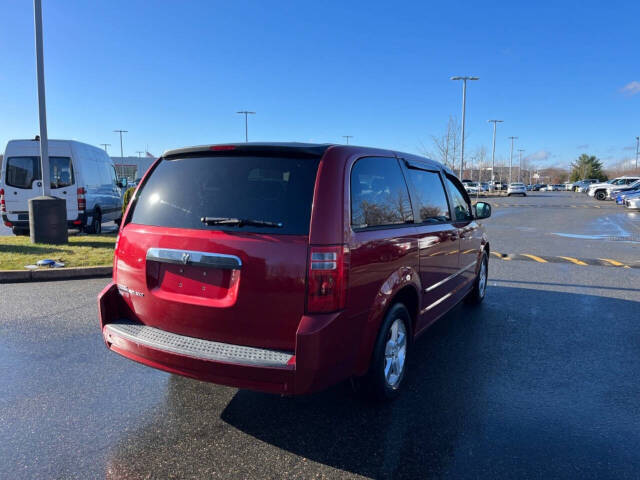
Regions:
[[0, 188, 5, 213], [210, 145, 236, 151], [306, 245, 349, 313], [77, 187, 86, 214]]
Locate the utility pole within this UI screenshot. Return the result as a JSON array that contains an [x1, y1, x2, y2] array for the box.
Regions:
[[114, 130, 128, 158], [136, 151, 144, 158], [237, 111, 255, 142], [508, 136, 518, 184], [100, 143, 111, 153], [451, 76, 479, 179], [488, 120, 503, 190], [342, 135, 353, 145], [518, 149, 525, 182]]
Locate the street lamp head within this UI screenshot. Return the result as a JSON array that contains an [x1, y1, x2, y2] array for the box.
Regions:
[[488, 119, 504, 123], [450, 76, 479, 81]]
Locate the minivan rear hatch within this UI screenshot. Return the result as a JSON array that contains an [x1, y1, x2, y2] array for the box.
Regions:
[[115, 146, 325, 351]]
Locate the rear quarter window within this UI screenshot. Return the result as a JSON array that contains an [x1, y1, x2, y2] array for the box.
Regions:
[[129, 155, 320, 235], [350, 156, 413, 229]]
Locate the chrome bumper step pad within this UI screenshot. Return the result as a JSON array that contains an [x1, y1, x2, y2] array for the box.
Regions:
[[104, 321, 293, 367]]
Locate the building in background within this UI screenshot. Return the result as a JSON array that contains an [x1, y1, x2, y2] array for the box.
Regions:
[[111, 155, 156, 182]]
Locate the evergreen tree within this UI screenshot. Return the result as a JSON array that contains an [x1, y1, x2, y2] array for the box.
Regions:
[[569, 154, 607, 182]]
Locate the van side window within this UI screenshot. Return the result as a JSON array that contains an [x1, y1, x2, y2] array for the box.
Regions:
[[405, 168, 451, 223], [50, 157, 74, 188], [444, 175, 473, 222], [351, 157, 413, 229]]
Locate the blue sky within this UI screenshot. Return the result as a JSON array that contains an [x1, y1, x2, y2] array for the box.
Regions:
[[1, 0, 639, 169]]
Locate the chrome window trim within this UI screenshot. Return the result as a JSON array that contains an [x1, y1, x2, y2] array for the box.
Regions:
[[146, 248, 242, 270]]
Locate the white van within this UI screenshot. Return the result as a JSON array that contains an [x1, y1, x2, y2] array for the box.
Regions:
[[1, 138, 126, 235]]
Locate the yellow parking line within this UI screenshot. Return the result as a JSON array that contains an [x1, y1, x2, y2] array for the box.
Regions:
[[490, 251, 502, 258], [593, 206, 600, 208], [446, 250, 459, 255], [462, 249, 475, 254], [521, 254, 548, 263], [558, 256, 587, 266], [570, 205, 577, 208], [599, 258, 625, 267]]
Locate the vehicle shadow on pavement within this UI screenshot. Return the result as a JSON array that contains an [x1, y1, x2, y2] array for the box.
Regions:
[[104, 286, 640, 479]]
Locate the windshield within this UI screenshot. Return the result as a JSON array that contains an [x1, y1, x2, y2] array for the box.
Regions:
[[130, 155, 320, 234], [5, 156, 75, 189]]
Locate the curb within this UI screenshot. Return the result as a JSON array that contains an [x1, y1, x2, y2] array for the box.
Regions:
[[0, 266, 112, 283]]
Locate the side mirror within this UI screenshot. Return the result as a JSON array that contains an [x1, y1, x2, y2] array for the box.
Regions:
[[474, 201, 491, 219], [118, 178, 128, 188]]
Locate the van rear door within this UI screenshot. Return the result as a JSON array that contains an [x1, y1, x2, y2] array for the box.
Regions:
[[3, 156, 41, 218], [3, 154, 78, 221], [115, 150, 322, 351]]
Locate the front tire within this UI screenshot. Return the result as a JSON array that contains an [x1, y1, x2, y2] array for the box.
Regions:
[[595, 190, 607, 201], [466, 252, 488, 305], [362, 303, 410, 401]]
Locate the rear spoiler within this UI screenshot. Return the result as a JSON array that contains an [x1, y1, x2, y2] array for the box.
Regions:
[[163, 143, 332, 160]]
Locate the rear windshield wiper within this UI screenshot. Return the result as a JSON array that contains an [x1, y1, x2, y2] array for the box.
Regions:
[[201, 217, 283, 228]]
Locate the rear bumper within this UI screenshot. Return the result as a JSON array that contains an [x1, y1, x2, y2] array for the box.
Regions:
[[2, 213, 84, 229], [98, 283, 356, 395]]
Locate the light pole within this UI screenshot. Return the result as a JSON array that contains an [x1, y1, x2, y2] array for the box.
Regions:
[[488, 120, 503, 190], [508, 136, 518, 184], [136, 151, 144, 158], [100, 143, 111, 153], [237, 111, 255, 142], [636, 136, 639, 171], [342, 135, 353, 145], [518, 149, 525, 182], [29, 0, 67, 244], [451, 76, 479, 179], [114, 130, 127, 158]]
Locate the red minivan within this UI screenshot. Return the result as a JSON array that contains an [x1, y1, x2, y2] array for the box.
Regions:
[[98, 143, 491, 399]]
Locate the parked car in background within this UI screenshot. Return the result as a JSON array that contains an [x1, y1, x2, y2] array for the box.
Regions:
[[624, 195, 640, 210], [572, 179, 598, 192], [587, 176, 640, 201], [507, 182, 527, 196], [617, 189, 640, 205], [607, 179, 640, 199], [464, 181, 480, 194], [98, 142, 491, 400], [1, 138, 126, 235]]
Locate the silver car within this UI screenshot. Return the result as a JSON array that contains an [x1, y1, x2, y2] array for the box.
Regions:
[[507, 182, 527, 196], [625, 196, 640, 210]]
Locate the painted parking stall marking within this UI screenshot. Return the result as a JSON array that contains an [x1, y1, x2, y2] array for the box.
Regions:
[[485, 251, 637, 268]]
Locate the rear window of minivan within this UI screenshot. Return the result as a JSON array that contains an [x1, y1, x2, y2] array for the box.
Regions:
[[129, 155, 320, 235]]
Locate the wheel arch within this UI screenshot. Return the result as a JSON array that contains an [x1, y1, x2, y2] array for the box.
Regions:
[[353, 267, 421, 376]]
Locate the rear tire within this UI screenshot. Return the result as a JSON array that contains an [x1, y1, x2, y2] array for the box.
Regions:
[[12, 227, 29, 236], [86, 211, 102, 234], [466, 252, 488, 305], [361, 303, 410, 401]]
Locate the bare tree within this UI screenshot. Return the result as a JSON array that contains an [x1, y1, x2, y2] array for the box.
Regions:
[[420, 116, 461, 171]]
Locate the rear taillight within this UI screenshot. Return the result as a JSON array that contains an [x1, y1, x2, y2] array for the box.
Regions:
[[306, 245, 349, 313], [0, 188, 5, 213], [77, 187, 86, 213]]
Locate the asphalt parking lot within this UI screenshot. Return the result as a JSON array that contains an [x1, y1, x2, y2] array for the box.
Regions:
[[1, 192, 639, 479]]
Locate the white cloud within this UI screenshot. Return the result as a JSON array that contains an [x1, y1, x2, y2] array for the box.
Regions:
[[620, 81, 640, 96], [524, 150, 551, 162]]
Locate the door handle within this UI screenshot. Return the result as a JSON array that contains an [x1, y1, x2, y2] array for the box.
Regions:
[[62, 191, 67, 194]]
